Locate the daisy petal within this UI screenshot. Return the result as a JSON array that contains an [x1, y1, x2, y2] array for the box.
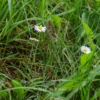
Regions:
[[34, 25, 46, 32], [29, 37, 39, 42], [81, 46, 91, 54]]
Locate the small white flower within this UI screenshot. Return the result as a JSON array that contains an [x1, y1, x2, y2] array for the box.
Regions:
[[34, 25, 46, 32], [29, 37, 39, 42], [81, 46, 91, 54]]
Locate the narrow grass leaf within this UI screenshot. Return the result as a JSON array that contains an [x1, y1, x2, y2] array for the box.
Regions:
[[7, 0, 13, 17], [57, 8, 75, 16], [39, 0, 45, 18]]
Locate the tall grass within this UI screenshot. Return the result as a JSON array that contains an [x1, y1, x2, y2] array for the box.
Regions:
[[0, 0, 100, 100]]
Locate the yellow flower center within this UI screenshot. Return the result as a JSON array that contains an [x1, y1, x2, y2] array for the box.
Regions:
[[38, 26, 42, 30], [83, 48, 87, 53]]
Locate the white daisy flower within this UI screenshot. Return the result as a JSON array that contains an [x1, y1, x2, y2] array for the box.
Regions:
[[34, 25, 46, 32], [81, 46, 91, 54], [29, 37, 39, 42]]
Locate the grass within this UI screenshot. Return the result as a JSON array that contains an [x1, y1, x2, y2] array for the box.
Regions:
[[0, 0, 100, 100]]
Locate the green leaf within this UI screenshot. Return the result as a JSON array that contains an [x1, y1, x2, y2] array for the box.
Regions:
[[51, 14, 61, 29], [0, 0, 6, 10], [91, 89, 100, 100], [81, 20, 95, 50], [55, 75, 82, 92], [80, 51, 94, 72], [81, 20, 94, 38], [12, 80, 24, 100], [0, 89, 7, 99]]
